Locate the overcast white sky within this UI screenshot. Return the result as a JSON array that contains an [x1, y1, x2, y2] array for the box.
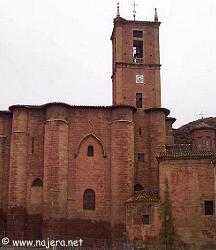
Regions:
[[0, 0, 215, 128]]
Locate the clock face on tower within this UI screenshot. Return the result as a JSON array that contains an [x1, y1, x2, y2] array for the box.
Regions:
[[136, 74, 144, 84]]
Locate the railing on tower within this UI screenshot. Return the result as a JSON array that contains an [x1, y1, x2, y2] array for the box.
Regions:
[[133, 57, 143, 64]]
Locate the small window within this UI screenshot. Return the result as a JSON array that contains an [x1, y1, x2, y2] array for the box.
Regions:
[[136, 93, 143, 108], [139, 127, 142, 136], [134, 184, 144, 191], [32, 178, 43, 187], [87, 146, 94, 157], [83, 189, 95, 210], [205, 200, 214, 215], [133, 30, 143, 38], [142, 215, 150, 224], [138, 153, 145, 162]]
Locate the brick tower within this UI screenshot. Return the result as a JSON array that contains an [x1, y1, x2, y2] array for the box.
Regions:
[[111, 10, 161, 108], [111, 9, 167, 191]]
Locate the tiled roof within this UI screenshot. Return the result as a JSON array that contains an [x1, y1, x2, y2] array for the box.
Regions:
[[8, 102, 136, 112], [166, 117, 176, 123], [0, 110, 11, 115], [174, 117, 216, 144], [144, 107, 170, 116], [113, 17, 161, 26], [127, 191, 159, 203], [159, 144, 216, 160], [190, 122, 215, 132], [111, 17, 160, 40]]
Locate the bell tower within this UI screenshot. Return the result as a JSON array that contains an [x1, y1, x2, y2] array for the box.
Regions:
[[111, 8, 167, 191], [111, 9, 161, 109]]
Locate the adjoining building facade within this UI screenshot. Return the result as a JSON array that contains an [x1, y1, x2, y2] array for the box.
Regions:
[[0, 9, 216, 249]]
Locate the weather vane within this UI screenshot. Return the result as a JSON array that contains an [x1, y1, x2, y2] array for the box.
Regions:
[[116, 2, 120, 17], [132, 1, 137, 21]]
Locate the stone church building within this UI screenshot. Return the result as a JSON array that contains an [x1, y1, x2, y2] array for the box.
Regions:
[[0, 8, 216, 249]]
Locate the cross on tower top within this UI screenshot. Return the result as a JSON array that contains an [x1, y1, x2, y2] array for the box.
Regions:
[[132, 1, 137, 21], [198, 112, 206, 119]]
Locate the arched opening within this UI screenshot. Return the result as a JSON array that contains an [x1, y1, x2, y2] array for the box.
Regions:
[[87, 145, 94, 157], [75, 133, 107, 158], [134, 184, 144, 191], [32, 178, 43, 187], [83, 189, 95, 210], [30, 178, 43, 215]]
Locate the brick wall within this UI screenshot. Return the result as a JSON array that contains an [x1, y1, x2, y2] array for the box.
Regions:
[[111, 108, 134, 240], [191, 128, 216, 151], [126, 201, 161, 244], [160, 158, 216, 247], [0, 112, 12, 231], [146, 109, 166, 189], [3, 104, 136, 242]]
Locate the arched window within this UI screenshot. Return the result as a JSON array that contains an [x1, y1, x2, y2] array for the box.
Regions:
[[87, 145, 94, 157], [32, 178, 43, 187], [83, 189, 95, 210], [134, 184, 144, 191]]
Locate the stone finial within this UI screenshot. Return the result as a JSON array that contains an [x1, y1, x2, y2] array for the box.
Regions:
[[116, 2, 120, 17], [154, 8, 158, 22]]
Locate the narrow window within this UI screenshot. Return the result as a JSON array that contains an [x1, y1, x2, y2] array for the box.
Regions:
[[138, 153, 145, 162], [134, 184, 144, 191], [87, 145, 94, 157], [142, 215, 150, 224], [31, 137, 35, 154], [139, 127, 142, 136], [205, 200, 214, 215], [133, 30, 143, 38], [32, 178, 43, 187], [83, 189, 95, 210], [136, 93, 143, 108]]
